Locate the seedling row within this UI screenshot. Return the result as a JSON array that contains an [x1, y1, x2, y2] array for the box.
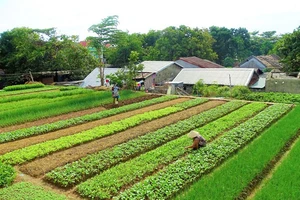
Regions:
[[0, 86, 297, 200]]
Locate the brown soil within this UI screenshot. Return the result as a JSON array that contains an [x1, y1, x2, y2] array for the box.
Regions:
[[0, 94, 160, 133], [18, 100, 225, 177], [0, 97, 188, 155]]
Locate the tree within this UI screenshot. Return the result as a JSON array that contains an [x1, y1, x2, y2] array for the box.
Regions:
[[209, 26, 252, 65], [0, 27, 98, 84], [249, 31, 280, 55], [209, 26, 232, 64], [230, 27, 252, 62], [274, 27, 300, 72], [105, 31, 143, 67], [87, 15, 120, 86], [106, 51, 144, 89], [149, 25, 217, 61]]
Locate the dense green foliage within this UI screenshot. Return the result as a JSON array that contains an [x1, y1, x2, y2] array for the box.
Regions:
[[273, 27, 300, 72], [0, 182, 67, 200], [1, 17, 293, 84], [193, 81, 251, 98], [116, 104, 291, 200], [254, 131, 300, 199], [76, 103, 266, 199], [106, 51, 144, 88], [0, 27, 98, 85], [175, 105, 300, 200], [239, 91, 300, 104], [0, 162, 15, 187]]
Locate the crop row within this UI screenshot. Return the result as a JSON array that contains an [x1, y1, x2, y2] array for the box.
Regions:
[[0, 162, 15, 187], [114, 103, 292, 200], [2, 83, 45, 91], [0, 98, 207, 165], [174, 105, 300, 200], [0, 87, 94, 104], [75, 102, 267, 199], [0, 93, 94, 113], [253, 130, 300, 199], [240, 92, 300, 104], [46, 100, 247, 187], [0, 86, 58, 97], [0, 182, 67, 200], [0, 95, 177, 143], [0, 90, 145, 127]]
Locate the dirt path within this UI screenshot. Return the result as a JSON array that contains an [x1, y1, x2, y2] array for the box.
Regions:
[[0, 97, 188, 155], [19, 100, 225, 177], [0, 94, 159, 133]]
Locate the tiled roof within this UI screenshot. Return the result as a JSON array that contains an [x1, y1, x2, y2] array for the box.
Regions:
[[175, 60, 199, 68], [256, 55, 283, 69], [79, 41, 88, 47], [179, 56, 224, 68]]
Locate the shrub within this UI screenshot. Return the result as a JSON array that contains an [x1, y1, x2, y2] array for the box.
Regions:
[[192, 79, 205, 96], [230, 86, 251, 98], [217, 86, 231, 97], [202, 84, 218, 97]]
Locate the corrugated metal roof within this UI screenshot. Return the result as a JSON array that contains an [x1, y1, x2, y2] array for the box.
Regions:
[[172, 68, 255, 86], [175, 60, 199, 68], [141, 61, 174, 73], [249, 77, 266, 89], [80, 67, 120, 87]]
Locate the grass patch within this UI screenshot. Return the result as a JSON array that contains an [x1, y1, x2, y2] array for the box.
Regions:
[[0, 90, 145, 127], [253, 130, 300, 200]]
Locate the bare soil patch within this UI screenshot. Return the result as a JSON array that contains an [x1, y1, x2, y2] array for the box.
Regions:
[[0, 94, 159, 133], [19, 100, 225, 177], [0, 97, 188, 154]]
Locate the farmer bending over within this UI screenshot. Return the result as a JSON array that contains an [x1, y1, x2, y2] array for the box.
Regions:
[[185, 130, 206, 150]]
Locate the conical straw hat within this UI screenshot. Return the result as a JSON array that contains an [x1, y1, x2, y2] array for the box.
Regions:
[[187, 130, 200, 138]]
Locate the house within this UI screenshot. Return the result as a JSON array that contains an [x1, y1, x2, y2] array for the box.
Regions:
[[171, 68, 261, 94], [239, 55, 283, 73], [135, 57, 225, 91], [80, 67, 119, 88], [134, 61, 182, 89]]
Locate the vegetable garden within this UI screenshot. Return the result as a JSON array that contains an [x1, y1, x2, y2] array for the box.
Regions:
[[0, 84, 299, 200]]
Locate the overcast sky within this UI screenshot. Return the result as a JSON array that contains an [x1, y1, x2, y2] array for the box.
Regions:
[[0, 0, 299, 41]]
